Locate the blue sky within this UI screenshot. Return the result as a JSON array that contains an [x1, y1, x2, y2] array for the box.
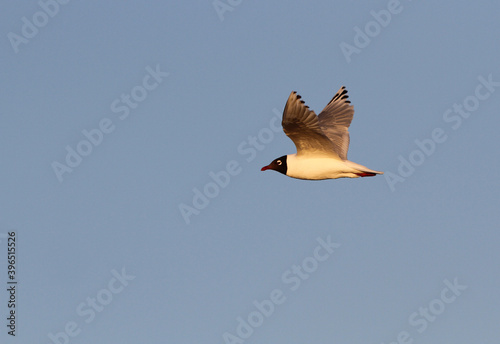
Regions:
[[1, 1, 499, 343]]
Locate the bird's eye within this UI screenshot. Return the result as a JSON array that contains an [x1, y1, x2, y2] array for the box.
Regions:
[[277, 160, 282, 165]]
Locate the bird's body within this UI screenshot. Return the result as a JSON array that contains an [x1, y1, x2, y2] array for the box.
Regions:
[[261, 86, 383, 180], [286, 154, 380, 180]]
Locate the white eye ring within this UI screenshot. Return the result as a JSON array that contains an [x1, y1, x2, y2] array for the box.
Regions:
[[277, 160, 282, 165]]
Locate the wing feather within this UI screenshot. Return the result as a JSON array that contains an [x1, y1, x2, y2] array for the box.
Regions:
[[317, 86, 355, 160], [281, 92, 340, 158]]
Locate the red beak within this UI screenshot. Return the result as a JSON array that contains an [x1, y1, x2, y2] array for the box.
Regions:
[[261, 165, 270, 171]]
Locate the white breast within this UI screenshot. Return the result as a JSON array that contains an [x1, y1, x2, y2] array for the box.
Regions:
[[286, 154, 361, 180]]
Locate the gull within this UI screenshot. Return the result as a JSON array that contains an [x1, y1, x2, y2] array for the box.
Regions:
[[261, 86, 383, 180]]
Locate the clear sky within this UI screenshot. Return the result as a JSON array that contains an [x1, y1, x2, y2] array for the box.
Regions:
[[1, 1, 499, 343]]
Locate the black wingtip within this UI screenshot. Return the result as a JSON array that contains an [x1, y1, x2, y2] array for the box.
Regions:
[[329, 86, 351, 104]]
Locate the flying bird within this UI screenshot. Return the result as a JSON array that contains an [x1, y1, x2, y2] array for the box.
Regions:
[[261, 86, 383, 180]]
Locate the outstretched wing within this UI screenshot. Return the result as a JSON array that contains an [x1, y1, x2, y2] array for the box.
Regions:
[[281, 91, 340, 158], [317, 86, 354, 160]]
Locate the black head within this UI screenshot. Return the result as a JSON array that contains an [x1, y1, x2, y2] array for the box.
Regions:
[[261, 155, 287, 175]]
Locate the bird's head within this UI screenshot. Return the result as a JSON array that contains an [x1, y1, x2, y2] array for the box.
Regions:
[[261, 155, 287, 175]]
